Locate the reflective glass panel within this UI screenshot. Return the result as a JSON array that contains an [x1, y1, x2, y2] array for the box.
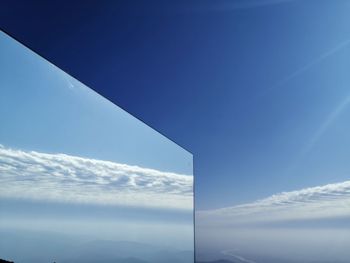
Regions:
[[0, 31, 194, 263]]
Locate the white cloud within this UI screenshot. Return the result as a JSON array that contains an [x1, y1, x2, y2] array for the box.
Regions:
[[197, 180, 350, 226], [0, 145, 193, 210]]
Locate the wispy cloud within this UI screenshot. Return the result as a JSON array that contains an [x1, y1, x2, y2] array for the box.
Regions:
[[266, 38, 350, 94], [300, 93, 350, 157], [197, 180, 350, 226], [0, 145, 193, 210]]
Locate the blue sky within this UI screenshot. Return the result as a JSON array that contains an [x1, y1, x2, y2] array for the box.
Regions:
[[2, 1, 350, 261], [0, 31, 192, 175], [1, 0, 346, 210]]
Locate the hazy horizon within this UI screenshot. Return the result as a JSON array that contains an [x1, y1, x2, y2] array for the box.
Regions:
[[196, 179, 350, 263]]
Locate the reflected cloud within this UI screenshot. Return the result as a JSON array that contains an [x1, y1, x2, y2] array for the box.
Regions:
[[0, 144, 193, 210]]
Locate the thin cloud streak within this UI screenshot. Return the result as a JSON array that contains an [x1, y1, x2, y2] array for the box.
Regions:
[[0, 145, 193, 210], [301, 93, 350, 157], [266, 38, 350, 94], [197, 180, 350, 226]]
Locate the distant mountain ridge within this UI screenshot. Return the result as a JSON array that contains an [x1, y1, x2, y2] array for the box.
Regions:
[[197, 260, 236, 263], [0, 259, 14, 263], [62, 239, 193, 263], [1, 229, 193, 263]]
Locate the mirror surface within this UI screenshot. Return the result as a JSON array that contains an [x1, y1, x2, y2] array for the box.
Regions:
[[0, 30, 194, 263]]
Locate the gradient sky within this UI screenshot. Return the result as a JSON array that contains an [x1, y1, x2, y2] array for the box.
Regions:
[[3, 1, 350, 262], [1, 0, 350, 211]]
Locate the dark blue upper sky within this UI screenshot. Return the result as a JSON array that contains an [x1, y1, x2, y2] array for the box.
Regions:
[[1, 0, 350, 210]]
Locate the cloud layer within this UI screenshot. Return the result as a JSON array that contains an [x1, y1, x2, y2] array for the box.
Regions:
[[198, 180, 350, 226], [0, 145, 193, 210]]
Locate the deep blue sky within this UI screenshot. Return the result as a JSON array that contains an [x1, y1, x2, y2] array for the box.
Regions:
[[1, 0, 350, 210]]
